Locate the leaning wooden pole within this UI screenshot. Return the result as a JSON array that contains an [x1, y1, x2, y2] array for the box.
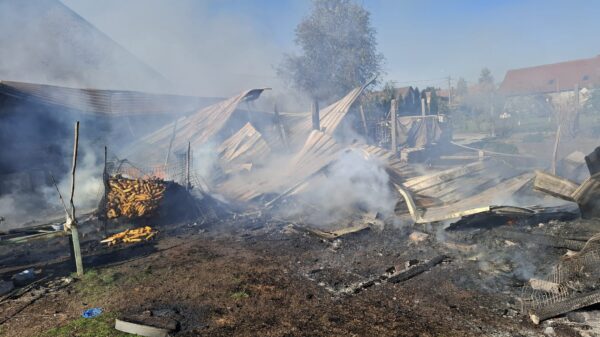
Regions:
[[70, 121, 84, 277]]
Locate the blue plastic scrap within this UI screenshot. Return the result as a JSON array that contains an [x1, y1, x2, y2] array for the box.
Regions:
[[82, 307, 103, 318]]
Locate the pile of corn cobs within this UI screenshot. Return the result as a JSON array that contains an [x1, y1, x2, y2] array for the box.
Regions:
[[100, 226, 157, 246], [106, 176, 167, 219]]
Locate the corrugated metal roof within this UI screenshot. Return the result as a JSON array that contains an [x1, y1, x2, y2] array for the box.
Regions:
[[0, 80, 212, 115], [123, 88, 268, 164], [286, 78, 376, 147], [218, 122, 271, 167]]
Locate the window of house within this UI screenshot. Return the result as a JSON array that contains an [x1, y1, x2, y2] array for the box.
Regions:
[[583, 75, 590, 81]]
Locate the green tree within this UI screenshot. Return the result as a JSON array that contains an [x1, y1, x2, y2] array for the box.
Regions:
[[478, 67, 495, 91], [278, 0, 384, 104], [429, 89, 439, 114]]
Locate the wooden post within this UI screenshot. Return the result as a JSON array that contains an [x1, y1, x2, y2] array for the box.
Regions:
[[102, 146, 108, 234], [573, 84, 580, 134], [311, 99, 320, 131], [273, 104, 290, 151], [359, 105, 368, 139], [69, 121, 84, 277], [186, 141, 191, 191], [390, 99, 397, 155], [552, 123, 561, 175]]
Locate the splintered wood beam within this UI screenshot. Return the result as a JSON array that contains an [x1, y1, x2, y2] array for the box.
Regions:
[[533, 170, 578, 201]]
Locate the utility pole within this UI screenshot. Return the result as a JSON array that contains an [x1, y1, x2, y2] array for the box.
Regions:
[[447, 76, 452, 107], [390, 99, 397, 156]]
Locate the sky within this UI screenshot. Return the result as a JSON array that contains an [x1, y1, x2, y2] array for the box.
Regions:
[[61, 0, 600, 95]]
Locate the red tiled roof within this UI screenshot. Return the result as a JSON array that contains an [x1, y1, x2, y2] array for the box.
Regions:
[[500, 55, 600, 96]]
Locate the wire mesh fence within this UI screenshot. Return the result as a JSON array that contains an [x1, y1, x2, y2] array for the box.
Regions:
[[107, 149, 206, 192], [521, 234, 600, 322]]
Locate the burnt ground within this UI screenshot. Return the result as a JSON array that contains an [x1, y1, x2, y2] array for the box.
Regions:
[[0, 213, 596, 337]]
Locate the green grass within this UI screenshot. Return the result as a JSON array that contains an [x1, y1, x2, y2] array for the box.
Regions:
[[74, 267, 153, 303], [230, 290, 250, 299], [40, 312, 140, 337], [38, 267, 156, 336], [74, 269, 121, 303]]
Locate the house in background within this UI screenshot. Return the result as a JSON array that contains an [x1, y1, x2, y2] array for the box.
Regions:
[[500, 55, 600, 110]]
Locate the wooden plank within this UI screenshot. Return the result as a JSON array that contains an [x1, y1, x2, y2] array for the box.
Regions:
[[572, 173, 600, 218], [115, 318, 170, 337], [585, 146, 600, 175], [533, 170, 578, 201]]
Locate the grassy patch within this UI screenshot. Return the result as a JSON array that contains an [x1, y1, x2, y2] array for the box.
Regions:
[[230, 290, 250, 300], [39, 312, 139, 337], [74, 267, 153, 303], [74, 269, 121, 303]]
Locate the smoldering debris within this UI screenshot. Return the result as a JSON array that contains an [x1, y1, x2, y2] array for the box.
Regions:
[[4, 46, 600, 337]]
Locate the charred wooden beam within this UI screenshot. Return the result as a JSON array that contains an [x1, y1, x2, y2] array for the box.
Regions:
[[387, 255, 447, 283]]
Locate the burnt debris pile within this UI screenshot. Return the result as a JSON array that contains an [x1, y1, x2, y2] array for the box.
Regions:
[[3, 78, 600, 335]]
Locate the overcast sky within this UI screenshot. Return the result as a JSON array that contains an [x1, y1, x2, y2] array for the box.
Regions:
[[62, 0, 600, 95]]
